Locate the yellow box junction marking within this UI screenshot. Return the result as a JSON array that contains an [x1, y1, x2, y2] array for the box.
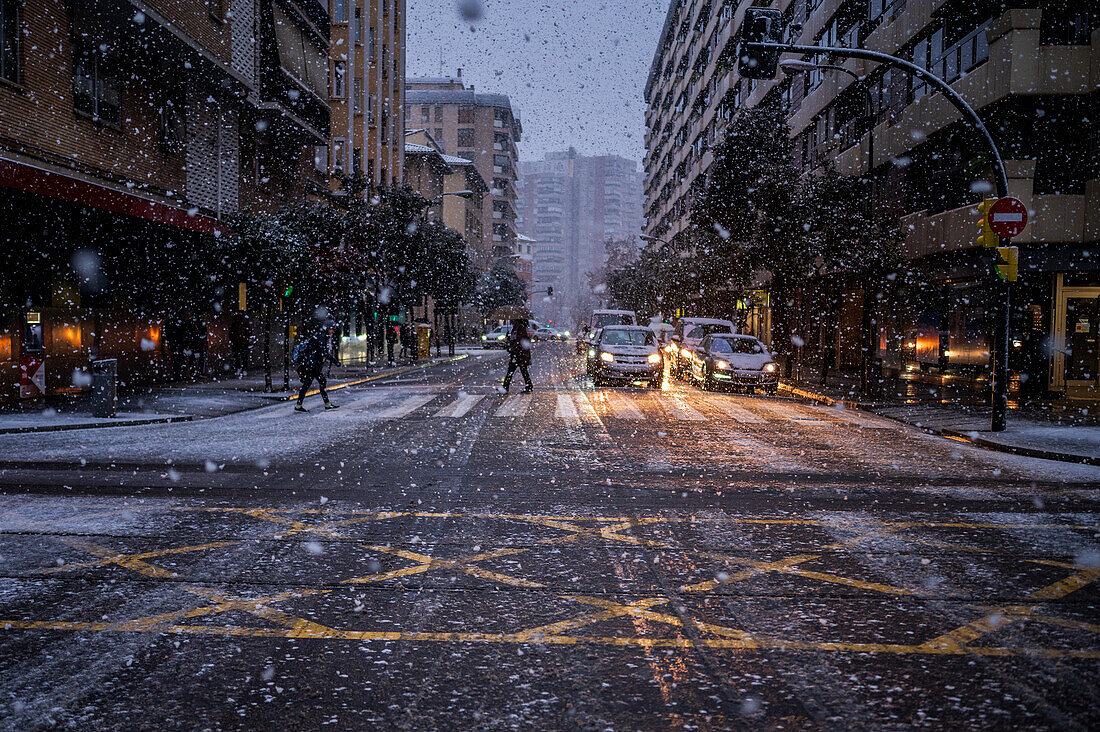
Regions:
[[3, 507, 1098, 659]]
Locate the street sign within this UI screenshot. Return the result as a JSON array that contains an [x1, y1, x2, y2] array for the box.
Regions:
[[988, 197, 1027, 239]]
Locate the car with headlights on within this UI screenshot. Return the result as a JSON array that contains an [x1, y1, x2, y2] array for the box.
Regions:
[[689, 334, 778, 394], [481, 325, 511, 348], [667, 318, 736, 380], [587, 325, 663, 387]]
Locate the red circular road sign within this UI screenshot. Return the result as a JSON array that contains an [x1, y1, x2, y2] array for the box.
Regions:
[[988, 197, 1028, 239]]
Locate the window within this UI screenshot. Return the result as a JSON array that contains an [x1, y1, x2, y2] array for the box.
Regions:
[[352, 8, 361, 44], [434, 105, 443, 121], [313, 145, 328, 173], [73, 41, 120, 127], [353, 147, 361, 174], [333, 138, 345, 174], [368, 93, 376, 124], [331, 0, 347, 23], [434, 128, 443, 142], [332, 61, 345, 98], [1, 0, 18, 84], [421, 105, 429, 122], [458, 106, 475, 124], [368, 26, 377, 61], [157, 86, 186, 153], [457, 128, 475, 147], [353, 78, 361, 112]]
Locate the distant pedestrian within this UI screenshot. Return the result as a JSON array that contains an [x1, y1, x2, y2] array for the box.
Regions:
[[501, 318, 533, 393], [294, 326, 341, 412]]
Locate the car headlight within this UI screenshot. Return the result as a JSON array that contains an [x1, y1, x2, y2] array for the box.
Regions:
[[600, 352, 614, 363], [588, 349, 596, 358], [716, 360, 730, 370], [481, 335, 487, 341], [680, 347, 691, 357], [647, 353, 661, 364], [764, 362, 778, 373]]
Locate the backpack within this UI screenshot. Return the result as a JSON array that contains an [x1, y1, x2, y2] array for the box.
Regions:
[[291, 340, 308, 365]]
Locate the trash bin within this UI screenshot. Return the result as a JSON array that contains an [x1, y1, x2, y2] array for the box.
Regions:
[[91, 359, 117, 418], [415, 324, 432, 361]]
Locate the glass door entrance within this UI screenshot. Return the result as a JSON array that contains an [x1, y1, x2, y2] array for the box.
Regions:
[[1065, 296, 1100, 387]]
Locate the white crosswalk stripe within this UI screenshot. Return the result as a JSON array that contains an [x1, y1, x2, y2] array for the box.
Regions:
[[659, 396, 706, 421], [753, 402, 825, 425], [707, 397, 766, 423], [494, 393, 532, 417], [604, 392, 645, 420], [807, 404, 893, 428], [555, 393, 580, 425], [373, 394, 437, 419], [433, 393, 485, 418]]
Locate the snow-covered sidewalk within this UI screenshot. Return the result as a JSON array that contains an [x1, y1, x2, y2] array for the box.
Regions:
[[0, 356, 466, 435]]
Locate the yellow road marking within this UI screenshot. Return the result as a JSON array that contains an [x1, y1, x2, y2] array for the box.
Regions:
[[344, 544, 544, 588], [37, 538, 239, 579]]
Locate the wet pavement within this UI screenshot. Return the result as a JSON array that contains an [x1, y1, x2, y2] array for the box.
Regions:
[[0, 344, 1097, 729]]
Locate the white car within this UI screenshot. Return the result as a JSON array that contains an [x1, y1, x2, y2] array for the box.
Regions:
[[481, 325, 511, 348], [667, 317, 736, 380], [689, 334, 778, 394], [590, 309, 638, 329], [587, 325, 663, 388]]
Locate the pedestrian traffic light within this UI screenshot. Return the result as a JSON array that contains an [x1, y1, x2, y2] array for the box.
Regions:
[[976, 198, 998, 248], [738, 8, 785, 80], [995, 246, 1018, 282]]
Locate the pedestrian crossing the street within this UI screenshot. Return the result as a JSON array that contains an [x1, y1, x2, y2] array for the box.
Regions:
[[345, 387, 898, 431]]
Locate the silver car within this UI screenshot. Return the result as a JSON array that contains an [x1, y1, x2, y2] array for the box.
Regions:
[[587, 326, 663, 388]]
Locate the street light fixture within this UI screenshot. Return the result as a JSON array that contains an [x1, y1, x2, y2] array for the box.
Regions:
[[432, 190, 474, 203]]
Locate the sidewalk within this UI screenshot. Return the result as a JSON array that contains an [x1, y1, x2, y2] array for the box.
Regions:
[[779, 369, 1100, 465], [0, 355, 466, 434]]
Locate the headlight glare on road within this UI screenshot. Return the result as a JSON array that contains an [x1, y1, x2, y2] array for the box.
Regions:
[[600, 351, 614, 363], [716, 360, 730, 370], [764, 362, 778, 373], [648, 353, 661, 364]]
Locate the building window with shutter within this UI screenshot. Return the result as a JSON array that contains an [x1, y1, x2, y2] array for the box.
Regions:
[[333, 138, 345, 174], [331, 0, 347, 23], [458, 106, 474, 124], [73, 40, 121, 127], [457, 128, 475, 148], [368, 26, 376, 61], [421, 105, 430, 122], [434, 105, 443, 121], [1, 0, 19, 84], [332, 61, 345, 98]]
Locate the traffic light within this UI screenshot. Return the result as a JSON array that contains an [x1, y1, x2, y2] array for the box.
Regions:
[[546, 286, 553, 296], [738, 8, 785, 80], [995, 246, 1018, 282], [976, 198, 997, 248]]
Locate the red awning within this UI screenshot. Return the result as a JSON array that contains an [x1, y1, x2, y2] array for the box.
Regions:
[[0, 157, 224, 235]]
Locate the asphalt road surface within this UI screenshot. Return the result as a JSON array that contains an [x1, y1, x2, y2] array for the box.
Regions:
[[1, 343, 1097, 730]]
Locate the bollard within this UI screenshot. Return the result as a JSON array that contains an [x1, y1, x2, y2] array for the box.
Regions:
[[91, 359, 117, 418]]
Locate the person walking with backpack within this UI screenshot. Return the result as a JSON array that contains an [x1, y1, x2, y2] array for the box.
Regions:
[[501, 318, 534, 393], [294, 325, 341, 412]]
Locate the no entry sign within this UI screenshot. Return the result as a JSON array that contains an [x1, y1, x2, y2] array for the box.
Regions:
[[988, 197, 1028, 239]]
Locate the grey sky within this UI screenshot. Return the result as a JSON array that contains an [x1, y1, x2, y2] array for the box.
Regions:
[[406, 0, 668, 165]]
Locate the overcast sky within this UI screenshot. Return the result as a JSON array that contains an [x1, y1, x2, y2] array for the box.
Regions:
[[406, 0, 668, 165]]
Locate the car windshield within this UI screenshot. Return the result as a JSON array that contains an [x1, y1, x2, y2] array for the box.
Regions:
[[687, 324, 732, 339], [601, 329, 654, 346], [594, 313, 633, 328], [717, 337, 766, 354]]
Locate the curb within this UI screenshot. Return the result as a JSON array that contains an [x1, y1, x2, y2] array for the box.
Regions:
[[779, 381, 1097, 466], [0, 414, 194, 435], [0, 355, 470, 435]]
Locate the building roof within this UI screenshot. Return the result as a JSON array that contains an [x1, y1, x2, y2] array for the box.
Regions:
[[404, 143, 453, 173], [441, 153, 473, 166], [405, 88, 516, 112]]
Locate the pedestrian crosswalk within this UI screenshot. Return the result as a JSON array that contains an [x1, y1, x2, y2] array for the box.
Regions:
[[342, 387, 897, 430]]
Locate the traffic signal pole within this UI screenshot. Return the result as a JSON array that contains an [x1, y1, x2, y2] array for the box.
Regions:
[[744, 38, 1013, 431]]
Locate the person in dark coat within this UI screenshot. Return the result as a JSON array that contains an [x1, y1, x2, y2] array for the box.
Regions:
[[295, 326, 341, 412], [502, 318, 533, 393]]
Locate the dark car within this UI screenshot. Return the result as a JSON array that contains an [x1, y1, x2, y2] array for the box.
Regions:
[[689, 334, 778, 393]]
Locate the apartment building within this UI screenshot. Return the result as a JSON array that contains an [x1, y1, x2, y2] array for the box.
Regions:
[[517, 149, 645, 325], [326, 0, 404, 190], [645, 0, 1098, 398], [405, 74, 522, 264], [0, 0, 330, 404]]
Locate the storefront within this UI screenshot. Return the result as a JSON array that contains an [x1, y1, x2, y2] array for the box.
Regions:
[[1051, 273, 1100, 398]]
